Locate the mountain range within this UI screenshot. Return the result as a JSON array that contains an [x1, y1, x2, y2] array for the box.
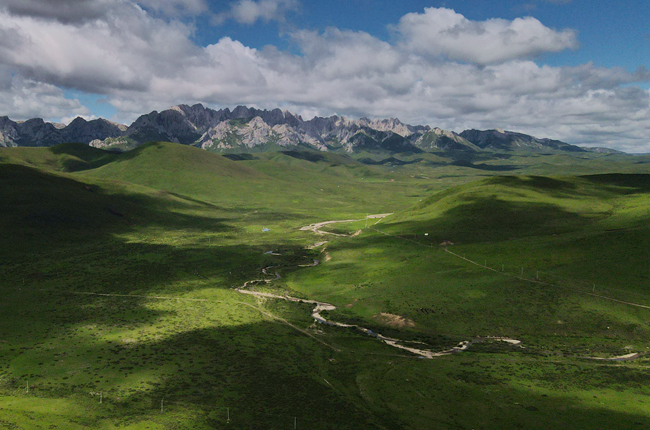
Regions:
[[0, 104, 621, 154]]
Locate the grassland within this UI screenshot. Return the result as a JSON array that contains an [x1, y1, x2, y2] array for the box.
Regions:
[[1, 142, 650, 429]]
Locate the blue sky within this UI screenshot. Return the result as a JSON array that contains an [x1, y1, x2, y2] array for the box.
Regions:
[[207, 0, 648, 72], [0, 0, 648, 151]]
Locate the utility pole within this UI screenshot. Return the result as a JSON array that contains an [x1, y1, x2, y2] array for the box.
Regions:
[[294, 416, 297, 429], [100, 391, 103, 404], [161, 399, 164, 413], [25, 381, 28, 393], [227, 407, 230, 423]]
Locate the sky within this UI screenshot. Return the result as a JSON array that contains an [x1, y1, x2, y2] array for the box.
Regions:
[[0, 0, 648, 152]]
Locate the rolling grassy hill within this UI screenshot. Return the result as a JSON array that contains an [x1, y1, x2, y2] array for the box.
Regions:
[[1, 142, 650, 429], [288, 173, 650, 336], [284, 172, 650, 428], [0, 142, 119, 172]]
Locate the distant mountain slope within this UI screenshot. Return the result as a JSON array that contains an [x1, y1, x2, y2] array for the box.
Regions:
[[416, 128, 481, 152], [118, 104, 432, 153], [459, 129, 585, 152], [0, 116, 126, 147], [1, 104, 617, 154]]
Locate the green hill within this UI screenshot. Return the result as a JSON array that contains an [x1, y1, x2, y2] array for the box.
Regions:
[[0, 163, 133, 249], [287, 172, 650, 336], [387, 174, 650, 243], [0, 142, 119, 172], [2, 142, 650, 430], [85, 141, 270, 200], [0, 161, 238, 256], [81, 142, 425, 218]]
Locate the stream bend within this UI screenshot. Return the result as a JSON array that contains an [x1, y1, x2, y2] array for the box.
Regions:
[[237, 215, 523, 359]]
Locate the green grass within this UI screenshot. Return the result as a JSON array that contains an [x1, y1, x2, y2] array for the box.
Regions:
[[284, 172, 650, 427], [1, 142, 650, 429], [0, 142, 119, 172], [288, 174, 650, 339]]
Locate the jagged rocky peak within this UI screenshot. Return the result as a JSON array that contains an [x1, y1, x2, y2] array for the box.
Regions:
[[0, 115, 126, 147], [0, 103, 611, 154], [165, 103, 306, 129], [359, 117, 430, 137], [0, 116, 15, 126], [264, 108, 285, 125], [19, 118, 47, 132], [430, 127, 461, 138], [66, 117, 126, 131], [172, 104, 227, 131], [230, 105, 251, 119], [0, 116, 19, 147]]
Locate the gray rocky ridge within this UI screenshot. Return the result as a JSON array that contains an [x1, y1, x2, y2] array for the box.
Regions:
[[1, 103, 594, 153]]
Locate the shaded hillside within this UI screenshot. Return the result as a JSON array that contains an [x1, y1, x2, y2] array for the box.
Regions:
[[387, 174, 650, 244], [0, 142, 119, 172]]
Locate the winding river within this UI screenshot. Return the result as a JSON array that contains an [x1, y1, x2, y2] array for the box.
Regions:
[[237, 215, 523, 359]]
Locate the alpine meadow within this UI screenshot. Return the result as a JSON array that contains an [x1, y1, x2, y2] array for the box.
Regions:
[[1, 1, 650, 429]]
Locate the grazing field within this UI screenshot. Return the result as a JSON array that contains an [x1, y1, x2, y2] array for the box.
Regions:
[[1, 142, 650, 429]]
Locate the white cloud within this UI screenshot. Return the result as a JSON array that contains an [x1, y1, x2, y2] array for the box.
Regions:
[[0, 0, 118, 24], [0, 4, 648, 151], [213, 0, 298, 25], [394, 7, 578, 65], [0, 7, 199, 93], [0, 71, 90, 120], [136, 0, 209, 17], [60, 114, 99, 125], [291, 29, 402, 78], [0, 0, 209, 23]]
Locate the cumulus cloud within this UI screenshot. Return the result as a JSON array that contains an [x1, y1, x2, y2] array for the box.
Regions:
[[213, 0, 298, 25], [394, 7, 578, 64], [0, 0, 209, 25], [136, 0, 209, 17], [0, 7, 199, 93], [0, 4, 648, 151], [0, 0, 118, 24], [291, 29, 402, 78], [0, 71, 90, 120]]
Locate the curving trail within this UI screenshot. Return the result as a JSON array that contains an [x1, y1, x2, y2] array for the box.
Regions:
[[299, 214, 393, 236], [237, 214, 523, 359], [583, 352, 639, 361]]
